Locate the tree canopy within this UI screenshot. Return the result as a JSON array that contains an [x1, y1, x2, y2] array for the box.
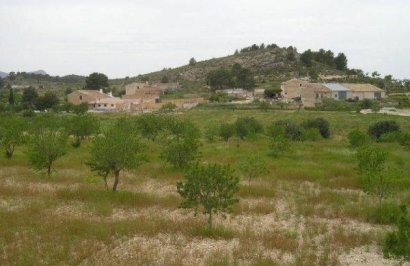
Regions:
[[85, 72, 109, 90]]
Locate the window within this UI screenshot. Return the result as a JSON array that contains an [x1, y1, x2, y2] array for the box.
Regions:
[[104, 104, 107, 107], [334, 94, 338, 98], [98, 104, 101, 107], [300, 84, 302, 87], [315, 93, 319, 99], [111, 104, 114, 107], [79, 95, 82, 100]]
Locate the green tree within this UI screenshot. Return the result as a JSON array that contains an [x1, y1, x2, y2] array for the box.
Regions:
[[368, 121, 400, 140], [8, 85, 14, 105], [219, 123, 235, 141], [35, 92, 59, 111], [134, 114, 166, 141], [235, 117, 263, 139], [161, 75, 169, 83], [264, 88, 282, 98], [204, 124, 219, 142], [348, 129, 370, 148], [356, 146, 393, 212], [309, 70, 319, 81], [239, 154, 268, 185], [270, 134, 290, 158], [85, 72, 109, 90], [383, 205, 410, 261], [300, 49, 313, 67], [334, 53, 348, 70], [189, 57, 197, 66], [67, 114, 99, 147], [22, 87, 38, 109], [71, 103, 89, 115], [161, 136, 199, 169], [28, 129, 68, 176], [0, 116, 26, 158], [87, 121, 146, 191], [177, 163, 239, 229], [206, 69, 233, 90]]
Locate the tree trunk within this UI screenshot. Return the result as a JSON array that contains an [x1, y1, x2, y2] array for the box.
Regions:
[[104, 175, 109, 190], [47, 164, 52, 177], [112, 170, 120, 192], [6, 144, 14, 159], [207, 211, 213, 230]]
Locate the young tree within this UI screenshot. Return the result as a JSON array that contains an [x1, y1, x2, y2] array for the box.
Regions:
[[161, 136, 199, 168], [0, 116, 26, 158], [204, 124, 219, 142], [66, 114, 99, 147], [85, 72, 109, 90], [87, 121, 146, 191], [219, 123, 235, 141], [240, 154, 268, 185], [235, 117, 263, 139], [28, 129, 68, 176], [383, 205, 410, 260], [177, 163, 240, 229], [356, 146, 393, 212]]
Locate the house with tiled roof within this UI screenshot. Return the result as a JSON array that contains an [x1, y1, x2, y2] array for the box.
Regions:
[[281, 79, 385, 107]]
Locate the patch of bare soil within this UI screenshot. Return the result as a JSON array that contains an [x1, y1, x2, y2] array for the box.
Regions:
[[338, 245, 407, 266]]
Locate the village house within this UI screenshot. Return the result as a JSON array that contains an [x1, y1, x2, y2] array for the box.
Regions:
[[67, 90, 111, 108], [281, 79, 385, 107], [215, 88, 252, 98]]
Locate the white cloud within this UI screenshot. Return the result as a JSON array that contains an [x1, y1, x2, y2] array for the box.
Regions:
[[0, 0, 409, 79]]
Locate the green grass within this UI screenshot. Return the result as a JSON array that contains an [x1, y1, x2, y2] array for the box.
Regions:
[[0, 108, 409, 265]]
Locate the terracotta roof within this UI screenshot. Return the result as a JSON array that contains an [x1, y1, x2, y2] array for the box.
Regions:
[[342, 83, 383, 92], [306, 83, 330, 93], [77, 90, 110, 98]]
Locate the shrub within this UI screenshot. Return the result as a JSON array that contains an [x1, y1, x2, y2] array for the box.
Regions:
[[303, 128, 321, 141], [160, 102, 177, 113], [379, 131, 402, 143], [219, 123, 235, 141], [383, 205, 409, 261], [270, 135, 290, 158], [302, 118, 331, 138], [272, 120, 305, 141], [368, 120, 400, 140], [235, 117, 263, 139], [400, 133, 410, 149], [204, 124, 219, 142], [348, 129, 370, 148]]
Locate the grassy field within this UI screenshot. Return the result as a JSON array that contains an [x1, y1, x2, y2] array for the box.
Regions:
[[0, 108, 409, 265]]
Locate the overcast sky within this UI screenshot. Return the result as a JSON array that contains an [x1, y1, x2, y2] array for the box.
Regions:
[[0, 0, 409, 79]]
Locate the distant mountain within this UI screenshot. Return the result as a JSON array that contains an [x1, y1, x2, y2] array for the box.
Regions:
[[0, 71, 8, 79], [29, 70, 48, 75]]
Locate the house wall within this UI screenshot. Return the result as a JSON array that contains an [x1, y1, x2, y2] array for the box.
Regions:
[[281, 80, 308, 99], [347, 91, 386, 100], [67, 91, 94, 105]]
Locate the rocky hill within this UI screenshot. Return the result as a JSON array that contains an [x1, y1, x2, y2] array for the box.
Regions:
[[138, 45, 346, 84]]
